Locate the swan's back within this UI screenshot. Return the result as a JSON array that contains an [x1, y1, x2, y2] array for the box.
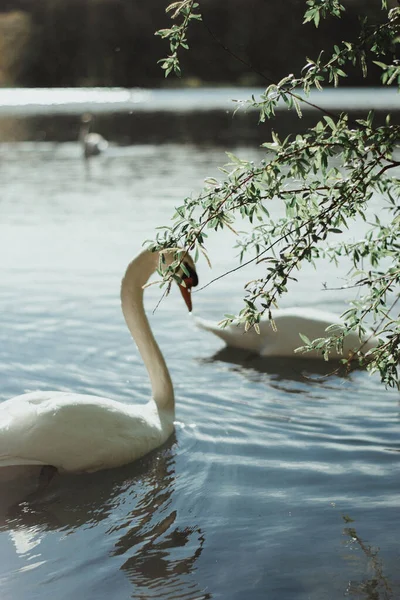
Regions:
[[0, 391, 173, 472]]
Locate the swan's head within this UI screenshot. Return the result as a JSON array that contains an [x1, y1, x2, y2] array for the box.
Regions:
[[81, 112, 93, 124], [159, 249, 198, 313]]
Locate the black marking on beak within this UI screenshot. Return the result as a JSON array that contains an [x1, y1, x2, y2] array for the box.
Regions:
[[182, 262, 199, 288]]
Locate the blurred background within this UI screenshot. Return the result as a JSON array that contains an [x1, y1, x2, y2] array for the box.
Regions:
[[0, 0, 392, 88], [0, 0, 398, 143]]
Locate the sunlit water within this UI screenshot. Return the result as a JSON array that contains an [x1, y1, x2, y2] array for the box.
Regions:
[[0, 141, 399, 600], [0, 87, 398, 115]]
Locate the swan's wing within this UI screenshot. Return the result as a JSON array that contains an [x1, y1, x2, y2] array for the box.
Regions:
[[259, 313, 379, 358], [0, 391, 166, 472]]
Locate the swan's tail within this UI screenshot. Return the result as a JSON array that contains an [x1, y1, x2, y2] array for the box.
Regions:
[[195, 316, 267, 353], [194, 317, 233, 344], [194, 317, 223, 333]]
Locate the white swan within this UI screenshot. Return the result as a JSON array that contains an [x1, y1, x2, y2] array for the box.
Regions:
[[0, 249, 198, 474], [196, 307, 378, 359], [79, 113, 108, 160]]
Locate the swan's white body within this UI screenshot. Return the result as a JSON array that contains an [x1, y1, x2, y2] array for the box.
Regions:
[[79, 114, 108, 160], [196, 307, 378, 359], [0, 250, 194, 473], [0, 393, 171, 473], [83, 132, 108, 159]]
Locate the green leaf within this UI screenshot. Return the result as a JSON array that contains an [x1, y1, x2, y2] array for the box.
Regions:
[[299, 333, 312, 345], [323, 116, 337, 131]]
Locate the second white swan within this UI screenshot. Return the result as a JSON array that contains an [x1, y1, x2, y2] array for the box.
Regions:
[[196, 307, 378, 360], [79, 113, 108, 161], [0, 249, 198, 474]]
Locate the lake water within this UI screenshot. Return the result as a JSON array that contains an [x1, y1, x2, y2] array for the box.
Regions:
[[0, 91, 399, 600]]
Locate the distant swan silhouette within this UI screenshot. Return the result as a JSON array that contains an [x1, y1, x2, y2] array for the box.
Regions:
[[196, 307, 378, 359], [0, 249, 198, 474], [79, 113, 108, 160]]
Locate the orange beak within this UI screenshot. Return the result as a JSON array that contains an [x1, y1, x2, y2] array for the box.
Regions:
[[179, 278, 193, 312]]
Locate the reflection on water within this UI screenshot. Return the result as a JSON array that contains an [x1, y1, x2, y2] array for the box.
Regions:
[[341, 516, 394, 600], [0, 142, 398, 600], [110, 442, 209, 600], [3, 439, 209, 600], [203, 346, 348, 384]]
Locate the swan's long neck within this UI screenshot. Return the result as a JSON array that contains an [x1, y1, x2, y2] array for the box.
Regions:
[[120, 250, 174, 413], [79, 122, 90, 143]]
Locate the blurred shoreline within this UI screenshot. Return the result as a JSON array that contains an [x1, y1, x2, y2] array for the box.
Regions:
[[0, 86, 398, 144]]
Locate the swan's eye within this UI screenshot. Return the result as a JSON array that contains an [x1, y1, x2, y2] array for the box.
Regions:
[[182, 263, 198, 288]]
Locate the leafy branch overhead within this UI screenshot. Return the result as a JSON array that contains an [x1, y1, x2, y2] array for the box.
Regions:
[[154, 0, 400, 388], [156, 0, 202, 77]]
